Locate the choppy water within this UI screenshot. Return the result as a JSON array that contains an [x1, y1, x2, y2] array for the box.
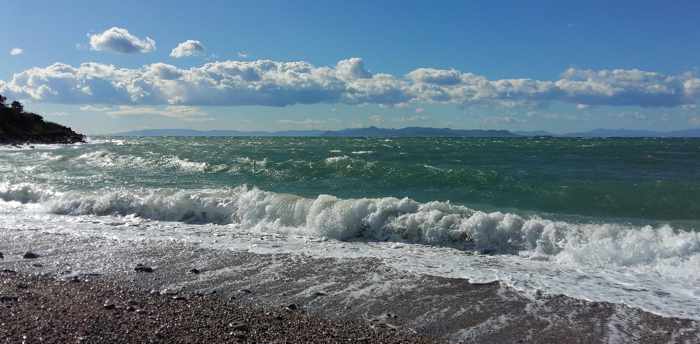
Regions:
[[1, 137, 699, 319]]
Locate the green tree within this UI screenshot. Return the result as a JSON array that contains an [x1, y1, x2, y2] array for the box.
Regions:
[[10, 101, 23, 113]]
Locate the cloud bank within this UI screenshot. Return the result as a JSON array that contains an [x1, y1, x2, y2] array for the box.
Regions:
[[9, 48, 23, 56], [170, 40, 205, 58], [89, 27, 156, 54], [0, 57, 698, 109]]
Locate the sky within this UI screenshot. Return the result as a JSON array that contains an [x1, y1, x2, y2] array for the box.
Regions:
[[1, 0, 699, 134]]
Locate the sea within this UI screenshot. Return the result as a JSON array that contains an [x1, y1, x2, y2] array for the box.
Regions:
[[1, 136, 699, 320]]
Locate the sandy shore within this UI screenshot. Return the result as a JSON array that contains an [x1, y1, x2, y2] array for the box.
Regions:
[[0, 271, 437, 343]]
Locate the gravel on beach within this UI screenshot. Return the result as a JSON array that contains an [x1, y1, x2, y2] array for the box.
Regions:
[[0, 271, 439, 344]]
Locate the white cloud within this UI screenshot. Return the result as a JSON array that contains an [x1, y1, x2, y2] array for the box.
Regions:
[[170, 40, 205, 58], [9, 48, 23, 56], [689, 116, 700, 126], [277, 118, 327, 127], [398, 114, 429, 122], [237, 51, 249, 58], [79, 105, 113, 112], [89, 27, 156, 54], [106, 105, 210, 121], [1, 58, 699, 110]]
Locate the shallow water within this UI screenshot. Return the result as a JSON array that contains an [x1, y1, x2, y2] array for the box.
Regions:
[[1, 136, 699, 319]]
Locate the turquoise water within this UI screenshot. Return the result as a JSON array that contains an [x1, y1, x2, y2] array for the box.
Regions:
[[5, 137, 699, 222]]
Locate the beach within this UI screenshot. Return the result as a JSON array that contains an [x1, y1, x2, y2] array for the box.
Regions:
[[2, 233, 699, 343]]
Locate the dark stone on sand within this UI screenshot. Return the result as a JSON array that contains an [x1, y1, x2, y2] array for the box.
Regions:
[[188, 268, 201, 274], [103, 302, 116, 310], [126, 305, 136, 312], [239, 288, 252, 294], [285, 303, 299, 311], [32, 263, 43, 267], [1, 269, 17, 274], [171, 295, 187, 301], [228, 322, 249, 332], [23, 252, 40, 259], [134, 264, 154, 273], [312, 291, 327, 297], [0, 251, 3, 259], [0, 295, 19, 303]]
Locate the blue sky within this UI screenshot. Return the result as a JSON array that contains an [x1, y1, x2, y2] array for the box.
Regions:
[[1, 0, 699, 134]]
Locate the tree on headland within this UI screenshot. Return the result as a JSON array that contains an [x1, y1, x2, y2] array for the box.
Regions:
[[0, 93, 85, 144], [10, 101, 23, 114]]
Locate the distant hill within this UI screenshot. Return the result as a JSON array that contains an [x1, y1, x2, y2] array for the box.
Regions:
[[513, 130, 556, 137], [112, 127, 700, 138], [112, 129, 324, 137], [321, 126, 518, 137], [114, 127, 517, 138], [563, 128, 700, 138], [0, 96, 85, 144]]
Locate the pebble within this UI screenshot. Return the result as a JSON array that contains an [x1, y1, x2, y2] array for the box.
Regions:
[[228, 321, 249, 331], [0, 295, 19, 303], [103, 302, 116, 310], [0, 251, 3, 259], [160, 288, 179, 296], [134, 264, 154, 273], [23, 252, 40, 259], [188, 268, 201, 274], [285, 303, 299, 311]]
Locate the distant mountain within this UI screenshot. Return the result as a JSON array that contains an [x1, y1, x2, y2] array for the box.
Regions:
[[113, 127, 518, 138], [513, 130, 556, 137], [321, 126, 518, 137], [563, 128, 700, 138], [111, 127, 700, 138], [112, 129, 324, 137]]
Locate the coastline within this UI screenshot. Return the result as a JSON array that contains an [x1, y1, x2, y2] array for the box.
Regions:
[[1, 231, 698, 343]]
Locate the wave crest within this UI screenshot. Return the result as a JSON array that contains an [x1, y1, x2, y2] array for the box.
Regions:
[[2, 183, 698, 271]]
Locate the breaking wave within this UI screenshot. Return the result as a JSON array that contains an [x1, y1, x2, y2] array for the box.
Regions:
[[1, 182, 698, 273], [74, 150, 208, 172]]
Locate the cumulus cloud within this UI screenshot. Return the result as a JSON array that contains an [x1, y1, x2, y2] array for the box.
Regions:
[[9, 48, 23, 56], [170, 40, 205, 58], [1, 58, 698, 110], [106, 105, 210, 121], [89, 27, 156, 54], [277, 118, 327, 127]]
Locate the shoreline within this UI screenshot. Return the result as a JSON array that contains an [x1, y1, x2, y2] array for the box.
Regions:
[[1, 233, 699, 343]]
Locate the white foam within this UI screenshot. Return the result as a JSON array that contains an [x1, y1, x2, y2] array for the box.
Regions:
[[73, 150, 207, 172], [5, 183, 697, 271], [1, 185, 699, 319]]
